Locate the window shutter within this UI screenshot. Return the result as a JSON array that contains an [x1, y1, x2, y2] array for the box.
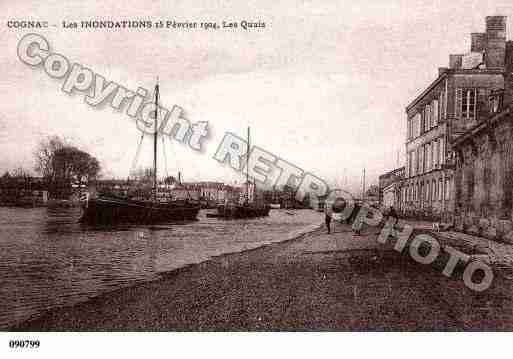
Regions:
[[431, 142, 435, 169], [406, 153, 410, 177], [439, 92, 443, 121], [440, 137, 445, 164], [417, 113, 421, 137], [456, 88, 463, 119], [411, 152, 414, 176], [433, 100, 439, 127], [435, 140, 439, 167], [475, 88, 484, 120], [420, 146, 424, 174], [424, 143, 431, 172], [425, 108, 428, 132]]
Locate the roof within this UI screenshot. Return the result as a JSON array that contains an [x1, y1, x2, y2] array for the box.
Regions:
[[378, 167, 405, 180], [382, 182, 400, 192], [406, 68, 504, 112]]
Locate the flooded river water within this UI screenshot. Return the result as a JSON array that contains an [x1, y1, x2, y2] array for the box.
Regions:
[[0, 207, 322, 328]]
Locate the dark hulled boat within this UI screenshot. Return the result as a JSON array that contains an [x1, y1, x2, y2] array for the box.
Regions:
[[80, 81, 200, 225], [212, 127, 270, 219], [80, 196, 200, 225], [213, 202, 270, 219]]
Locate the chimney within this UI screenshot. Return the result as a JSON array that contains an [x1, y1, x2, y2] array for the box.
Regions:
[[504, 41, 513, 108], [449, 54, 463, 69], [471, 33, 487, 52], [485, 15, 507, 69]]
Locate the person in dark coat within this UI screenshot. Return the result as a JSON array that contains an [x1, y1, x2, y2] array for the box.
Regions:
[[325, 212, 332, 234], [389, 205, 399, 227]]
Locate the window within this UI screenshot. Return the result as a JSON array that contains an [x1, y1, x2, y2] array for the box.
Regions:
[[438, 179, 443, 201], [424, 105, 430, 132], [431, 141, 435, 169], [445, 178, 451, 200], [416, 113, 421, 137], [489, 92, 502, 114], [457, 88, 477, 120], [440, 137, 445, 164], [417, 147, 422, 175], [425, 143, 431, 172], [432, 179, 436, 201], [434, 140, 439, 167], [433, 100, 439, 127], [409, 151, 415, 177], [439, 91, 444, 122], [406, 153, 410, 177], [441, 86, 447, 121], [410, 151, 413, 177], [410, 113, 421, 139]]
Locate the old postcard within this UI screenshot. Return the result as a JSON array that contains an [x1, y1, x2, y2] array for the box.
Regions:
[[1, 0, 513, 357]]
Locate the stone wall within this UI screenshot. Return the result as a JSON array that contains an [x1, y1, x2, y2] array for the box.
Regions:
[[453, 111, 513, 243]]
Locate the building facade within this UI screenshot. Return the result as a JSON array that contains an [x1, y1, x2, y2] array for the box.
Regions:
[[382, 182, 401, 209], [451, 40, 513, 241], [378, 167, 404, 205], [402, 16, 509, 222]]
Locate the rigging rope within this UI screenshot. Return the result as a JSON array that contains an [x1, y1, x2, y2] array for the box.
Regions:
[[130, 133, 145, 179]]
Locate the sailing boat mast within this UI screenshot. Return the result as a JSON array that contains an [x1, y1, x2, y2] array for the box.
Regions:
[[246, 126, 250, 203], [154, 80, 159, 202]]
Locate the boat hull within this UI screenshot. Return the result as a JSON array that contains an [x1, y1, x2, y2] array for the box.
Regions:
[[215, 203, 270, 219], [80, 197, 200, 225]]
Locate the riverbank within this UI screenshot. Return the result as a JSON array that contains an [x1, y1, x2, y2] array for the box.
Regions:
[[13, 220, 513, 331]]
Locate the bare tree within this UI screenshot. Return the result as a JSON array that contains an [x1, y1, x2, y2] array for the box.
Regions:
[[33, 136, 101, 198], [34, 136, 66, 180]]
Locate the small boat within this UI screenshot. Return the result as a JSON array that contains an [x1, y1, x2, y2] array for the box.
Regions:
[[80, 81, 200, 225], [214, 127, 270, 219]]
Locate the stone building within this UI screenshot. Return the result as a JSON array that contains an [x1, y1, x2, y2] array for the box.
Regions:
[[378, 167, 404, 205], [402, 15, 509, 222], [451, 40, 513, 241], [382, 182, 401, 209]]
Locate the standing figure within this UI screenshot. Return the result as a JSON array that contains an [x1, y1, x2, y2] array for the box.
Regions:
[[325, 211, 332, 234], [389, 205, 399, 227]]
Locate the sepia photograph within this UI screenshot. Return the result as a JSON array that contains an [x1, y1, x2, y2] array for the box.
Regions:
[[1, 0, 513, 357]]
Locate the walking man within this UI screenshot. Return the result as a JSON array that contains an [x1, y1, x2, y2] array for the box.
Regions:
[[325, 210, 332, 234], [389, 205, 399, 227]]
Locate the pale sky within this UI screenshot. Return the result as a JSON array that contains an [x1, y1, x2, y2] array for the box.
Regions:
[[1, 0, 513, 193]]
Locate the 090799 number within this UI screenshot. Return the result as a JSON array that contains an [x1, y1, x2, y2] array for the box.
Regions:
[[9, 340, 40, 349]]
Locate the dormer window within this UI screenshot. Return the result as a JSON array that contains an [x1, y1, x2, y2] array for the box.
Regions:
[[489, 89, 504, 114]]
